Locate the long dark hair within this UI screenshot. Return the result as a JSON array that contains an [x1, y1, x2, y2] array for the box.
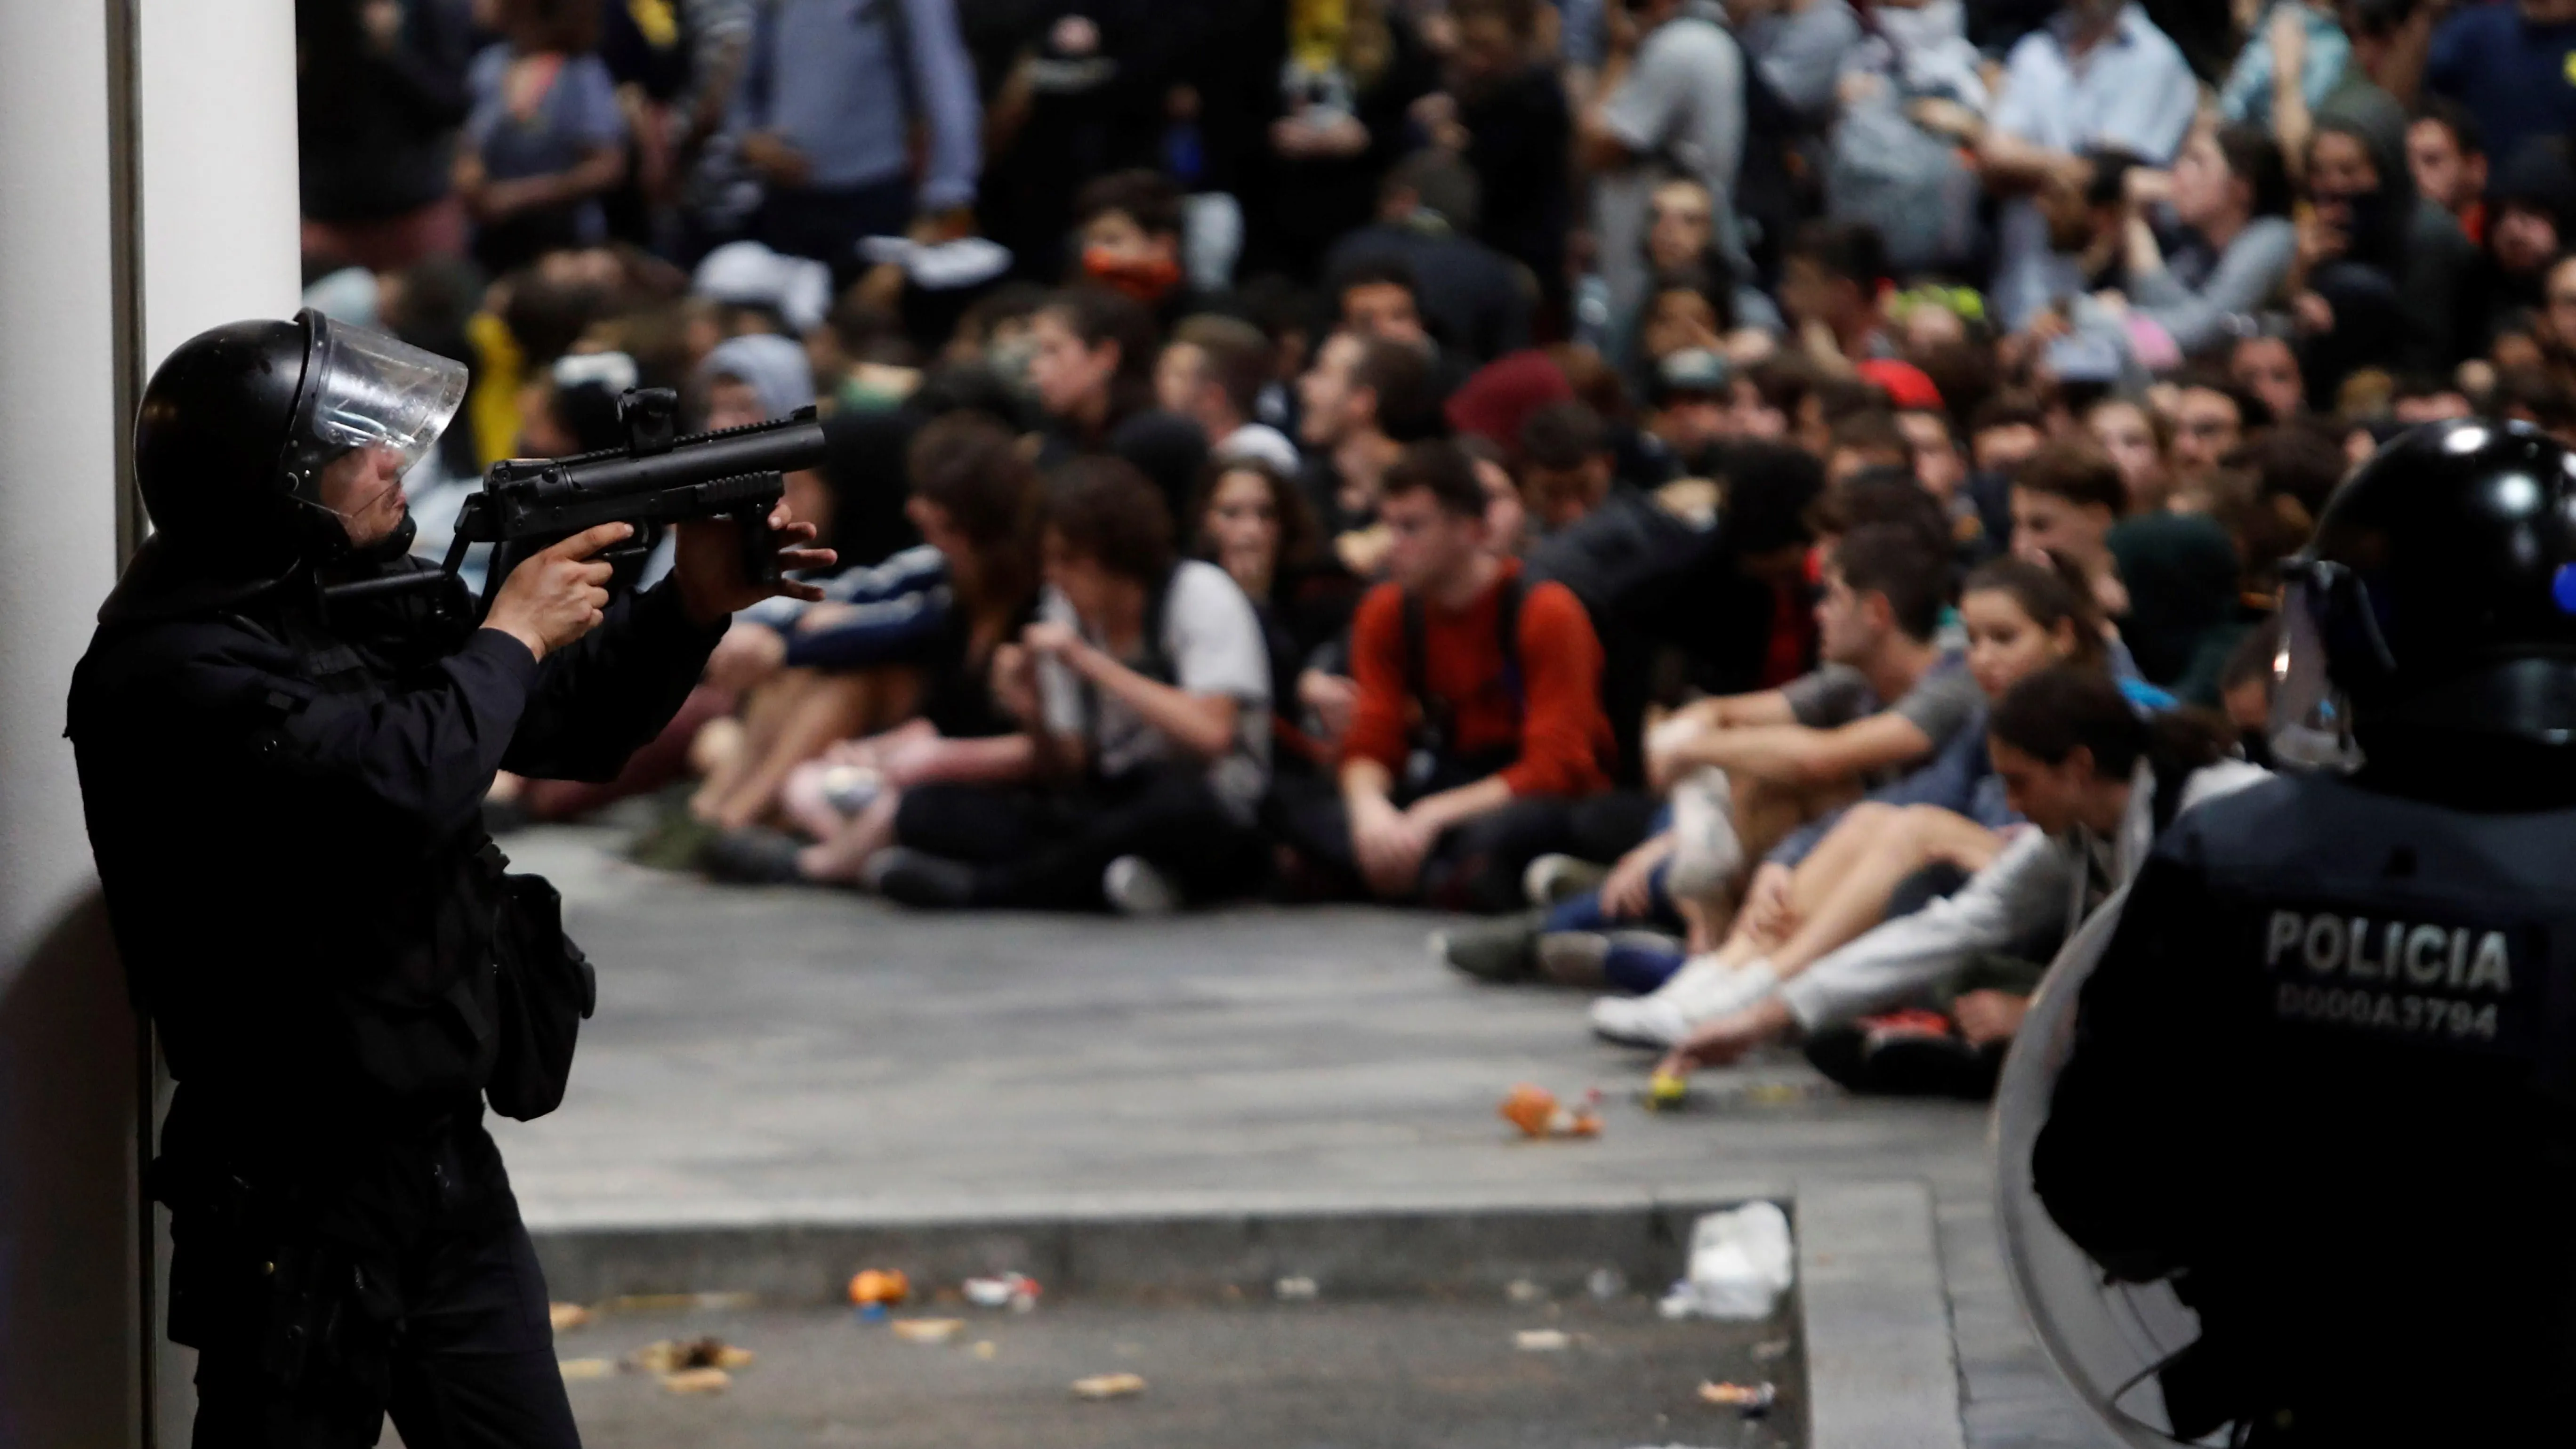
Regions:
[[1189, 457, 1320, 585], [1990, 664, 2234, 778], [1041, 287, 1159, 437], [907, 412, 1040, 618], [1961, 552, 2108, 669], [2213, 121, 2292, 220]]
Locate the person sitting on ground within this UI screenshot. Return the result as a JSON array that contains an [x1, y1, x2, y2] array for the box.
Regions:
[[2083, 396, 2175, 515], [2406, 97, 2488, 247], [1642, 523, 1982, 921], [708, 413, 1046, 886], [1296, 329, 1439, 571], [1027, 286, 1211, 523], [1070, 169, 1199, 323], [1778, 219, 1898, 374], [2010, 439, 2130, 621], [868, 457, 1275, 913], [1654, 665, 2264, 1096], [1517, 400, 1619, 535], [1275, 439, 1615, 912], [2164, 372, 2271, 509], [1190, 457, 1347, 773], [1642, 348, 1736, 478], [1158, 315, 1304, 474], [1320, 150, 1534, 366], [1592, 555, 2151, 1046], [1822, 410, 1913, 486], [2228, 324, 2309, 425], [2120, 120, 2299, 361], [1436, 442, 1829, 983]]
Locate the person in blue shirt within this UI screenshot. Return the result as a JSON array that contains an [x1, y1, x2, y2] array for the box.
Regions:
[[736, 0, 983, 287], [456, 0, 629, 274], [2424, 0, 2576, 191]]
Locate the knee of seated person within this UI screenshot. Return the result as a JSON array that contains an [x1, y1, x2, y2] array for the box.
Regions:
[[1840, 801, 1899, 831]]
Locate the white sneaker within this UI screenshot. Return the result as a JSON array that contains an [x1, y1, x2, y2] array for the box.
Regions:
[[1663, 956, 1779, 1023], [1587, 958, 1779, 1048], [1589, 992, 1694, 1047], [1663, 766, 1743, 903], [1103, 855, 1181, 916]]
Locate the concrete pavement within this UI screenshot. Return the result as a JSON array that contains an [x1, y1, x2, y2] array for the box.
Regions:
[[491, 824, 2097, 1448]]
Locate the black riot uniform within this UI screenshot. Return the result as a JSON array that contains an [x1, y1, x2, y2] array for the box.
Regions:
[[2033, 421, 2576, 1446], [68, 313, 726, 1448]]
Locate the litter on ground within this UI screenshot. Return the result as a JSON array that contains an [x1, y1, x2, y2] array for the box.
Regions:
[[891, 1317, 965, 1344], [1658, 1204, 1795, 1320], [1500, 1084, 1603, 1139], [660, 1367, 731, 1395], [1699, 1380, 1778, 1417]]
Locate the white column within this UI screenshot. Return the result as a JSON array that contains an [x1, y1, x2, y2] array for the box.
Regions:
[[133, 9, 304, 1441], [139, 0, 302, 366], [0, 0, 143, 1441], [0, 1, 300, 1444]]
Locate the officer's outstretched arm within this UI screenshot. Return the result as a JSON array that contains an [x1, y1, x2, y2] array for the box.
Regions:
[[2032, 840, 2257, 1282], [504, 580, 726, 783]]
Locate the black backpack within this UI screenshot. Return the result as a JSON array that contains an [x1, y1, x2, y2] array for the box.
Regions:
[[1399, 575, 1526, 764]]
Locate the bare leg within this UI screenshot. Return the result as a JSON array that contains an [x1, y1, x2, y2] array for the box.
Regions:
[[692, 670, 818, 821], [709, 668, 923, 831], [778, 757, 844, 841], [797, 789, 903, 884], [1698, 802, 1900, 966], [1766, 806, 2003, 977]]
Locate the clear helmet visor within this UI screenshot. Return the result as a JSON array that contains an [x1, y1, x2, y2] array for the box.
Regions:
[[2269, 573, 2367, 773], [285, 311, 467, 490]]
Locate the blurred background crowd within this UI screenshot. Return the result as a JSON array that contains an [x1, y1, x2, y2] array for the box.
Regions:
[[297, 0, 2576, 1096]]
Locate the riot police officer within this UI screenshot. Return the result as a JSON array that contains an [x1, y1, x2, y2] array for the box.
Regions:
[[2032, 420, 2576, 1445], [67, 311, 829, 1446]]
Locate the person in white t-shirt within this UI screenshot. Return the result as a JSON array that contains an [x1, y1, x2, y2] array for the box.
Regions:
[[870, 458, 1275, 914]]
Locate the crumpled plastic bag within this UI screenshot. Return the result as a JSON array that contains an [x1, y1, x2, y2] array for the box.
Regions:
[[1658, 1202, 1794, 1320]]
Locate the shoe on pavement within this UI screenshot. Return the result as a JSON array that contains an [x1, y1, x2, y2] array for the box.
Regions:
[[703, 826, 808, 885], [1522, 853, 1611, 908], [1434, 914, 1541, 983], [1860, 1032, 2001, 1099], [866, 847, 978, 909], [1588, 992, 1696, 1048], [1588, 958, 1780, 1048], [1103, 855, 1181, 916], [1538, 930, 1684, 990], [1662, 766, 1744, 902]]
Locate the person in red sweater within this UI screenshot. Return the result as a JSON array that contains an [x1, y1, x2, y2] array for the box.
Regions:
[[1288, 438, 1613, 911]]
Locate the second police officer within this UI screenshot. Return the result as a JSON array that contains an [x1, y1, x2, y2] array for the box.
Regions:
[[2035, 420, 2576, 1445]]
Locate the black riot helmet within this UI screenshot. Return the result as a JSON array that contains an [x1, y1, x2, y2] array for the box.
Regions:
[[2272, 420, 2576, 781], [131, 308, 466, 575]]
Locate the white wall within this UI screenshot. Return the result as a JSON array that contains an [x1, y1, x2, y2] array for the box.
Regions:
[[0, 0, 142, 1438], [0, 1, 299, 1443], [140, 0, 302, 367]]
